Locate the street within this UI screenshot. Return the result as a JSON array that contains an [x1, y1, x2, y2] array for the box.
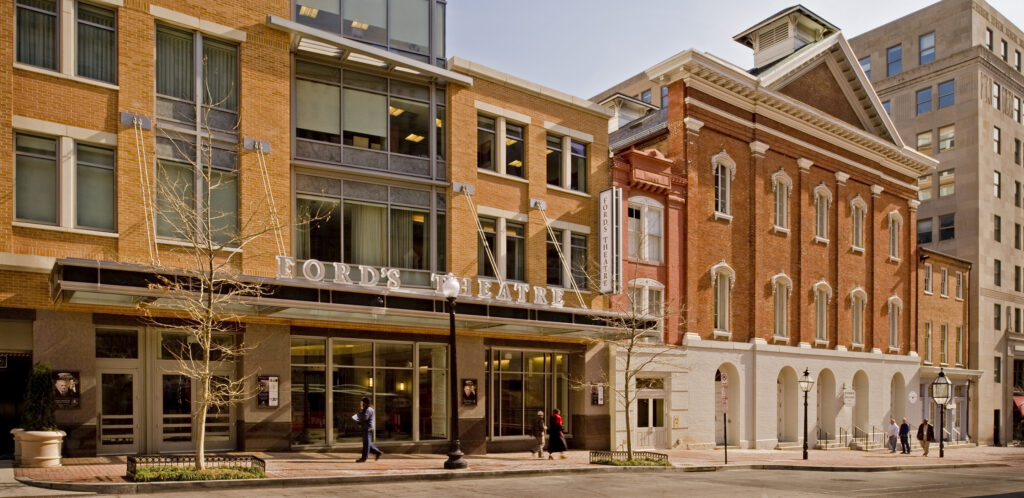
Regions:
[[108, 466, 1024, 498]]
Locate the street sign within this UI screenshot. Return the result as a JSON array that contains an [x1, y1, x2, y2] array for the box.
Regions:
[[720, 373, 729, 411], [843, 389, 856, 407]]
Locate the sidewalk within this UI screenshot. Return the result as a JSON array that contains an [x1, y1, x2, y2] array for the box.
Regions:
[[9, 446, 1023, 494]]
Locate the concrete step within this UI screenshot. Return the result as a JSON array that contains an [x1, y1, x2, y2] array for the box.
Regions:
[[775, 443, 803, 450], [713, 445, 741, 450]]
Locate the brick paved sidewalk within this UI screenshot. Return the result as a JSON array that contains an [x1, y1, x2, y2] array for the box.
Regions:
[[14, 446, 1024, 484]]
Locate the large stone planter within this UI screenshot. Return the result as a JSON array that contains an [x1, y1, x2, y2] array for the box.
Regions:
[[12, 429, 65, 468]]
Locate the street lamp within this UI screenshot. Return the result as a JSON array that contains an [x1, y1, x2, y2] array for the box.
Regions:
[[930, 368, 951, 458], [798, 368, 815, 460], [440, 273, 467, 470]]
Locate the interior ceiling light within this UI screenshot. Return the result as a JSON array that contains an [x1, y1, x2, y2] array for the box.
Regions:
[[299, 6, 319, 18], [545, 149, 553, 155], [405, 133, 425, 143], [505, 138, 518, 146], [389, 106, 405, 116], [435, 118, 443, 128], [351, 20, 370, 30], [412, 213, 426, 223], [508, 160, 522, 167]]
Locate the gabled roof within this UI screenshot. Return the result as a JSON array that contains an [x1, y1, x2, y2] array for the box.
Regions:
[[733, 4, 839, 48]]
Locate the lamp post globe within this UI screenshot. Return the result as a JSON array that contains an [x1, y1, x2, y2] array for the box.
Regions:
[[798, 368, 814, 460], [930, 369, 951, 458], [441, 273, 467, 469]]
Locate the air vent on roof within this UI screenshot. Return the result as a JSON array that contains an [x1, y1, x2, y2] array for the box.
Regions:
[[759, 24, 789, 50]]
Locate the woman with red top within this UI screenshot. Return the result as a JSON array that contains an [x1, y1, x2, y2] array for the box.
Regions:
[[546, 408, 568, 459]]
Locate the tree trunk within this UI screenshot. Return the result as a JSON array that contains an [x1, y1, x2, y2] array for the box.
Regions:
[[624, 345, 633, 461]]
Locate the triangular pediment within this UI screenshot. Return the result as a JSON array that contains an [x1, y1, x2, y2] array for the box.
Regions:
[[757, 32, 902, 147]]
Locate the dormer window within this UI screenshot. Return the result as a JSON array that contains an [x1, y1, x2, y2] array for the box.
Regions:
[[732, 6, 839, 70]]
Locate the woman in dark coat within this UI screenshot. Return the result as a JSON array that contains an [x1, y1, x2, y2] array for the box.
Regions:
[[547, 408, 568, 459]]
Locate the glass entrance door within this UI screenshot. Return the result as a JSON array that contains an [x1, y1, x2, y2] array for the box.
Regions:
[[158, 374, 194, 452], [97, 370, 140, 455]]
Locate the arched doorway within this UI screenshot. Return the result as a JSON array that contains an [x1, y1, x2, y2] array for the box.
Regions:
[[853, 370, 869, 437], [714, 364, 739, 446], [890, 373, 906, 422], [816, 369, 836, 440], [777, 367, 798, 443]]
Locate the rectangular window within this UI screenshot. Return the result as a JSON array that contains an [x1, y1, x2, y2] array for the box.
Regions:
[[505, 221, 525, 281], [295, 64, 341, 143], [389, 0, 429, 57], [504, 123, 525, 178], [956, 271, 963, 299], [995, 356, 1001, 383], [157, 25, 196, 102], [938, 169, 955, 196], [1016, 265, 1021, 292], [477, 217, 497, 277], [627, 206, 641, 259], [918, 174, 932, 201], [917, 218, 933, 244], [938, 125, 955, 151], [1018, 182, 1022, 208], [76, 3, 117, 83], [16, 0, 58, 70], [1015, 97, 1021, 122], [569, 141, 587, 192], [916, 131, 932, 154], [941, 268, 949, 297], [15, 134, 58, 224], [390, 93, 430, 158], [995, 214, 1002, 242], [570, 234, 587, 289], [490, 349, 569, 437], [887, 44, 902, 76], [937, 80, 955, 108], [75, 143, 116, 231], [640, 89, 651, 104], [546, 229, 564, 286], [920, 32, 935, 65], [1017, 223, 1022, 249], [296, 195, 342, 262], [940, 324, 948, 364], [477, 115, 496, 171], [994, 170, 1002, 198], [1017, 50, 1022, 71], [995, 258, 1003, 287], [158, 25, 239, 113], [1017, 308, 1021, 333], [859, 56, 871, 80], [1001, 39, 1008, 61], [1016, 139, 1022, 165], [986, 28, 994, 50], [546, 134, 562, 187], [916, 88, 932, 115], [924, 322, 932, 363], [956, 326, 963, 365], [660, 85, 668, 108], [995, 303, 1002, 330], [993, 82, 1001, 110], [994, 126, 1002, 154], [924, 263, 933, 293], [938, 213, 955, 240]]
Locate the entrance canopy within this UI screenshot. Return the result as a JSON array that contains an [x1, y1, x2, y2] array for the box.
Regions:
[[50, 258, 626, 340]]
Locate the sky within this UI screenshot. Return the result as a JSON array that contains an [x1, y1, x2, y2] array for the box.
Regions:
[[447, 0, 1024, 99]]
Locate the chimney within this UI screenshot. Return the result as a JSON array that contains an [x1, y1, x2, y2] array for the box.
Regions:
[[733, 5, 839, 71]]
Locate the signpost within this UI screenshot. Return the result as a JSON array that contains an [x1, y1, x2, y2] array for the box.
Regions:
[[721, 373, 728, 464]]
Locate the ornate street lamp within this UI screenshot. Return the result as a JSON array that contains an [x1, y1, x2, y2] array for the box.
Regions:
[[930, 368, 952, 458], [440, 273, 467, 469], [798, 368, 815, 460]]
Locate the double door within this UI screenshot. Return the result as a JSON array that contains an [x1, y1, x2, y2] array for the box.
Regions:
[[634, 396, 666, 449]]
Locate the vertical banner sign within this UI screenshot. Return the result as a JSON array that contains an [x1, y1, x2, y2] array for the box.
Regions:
[[599, 187, 623, 294], [720, 373, 728, 412]]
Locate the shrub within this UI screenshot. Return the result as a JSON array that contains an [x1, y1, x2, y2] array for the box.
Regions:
[[132, 465, 265, 482], [21, 363, 57, 431], [591, 458, 671, 467]]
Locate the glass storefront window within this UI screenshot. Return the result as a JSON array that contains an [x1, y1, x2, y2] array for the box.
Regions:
[[390, 207, 428, 270], [490, 349, 569, 437], [343, 200, 387, 266], [96, 329, 138, 359], [291, 338, 327, 445], [343, 88, 387, 150], [297, 195, 342, 261], [390, 97, 430, 157], [295, 0, 341, 33], [388, 0, 429, 56]]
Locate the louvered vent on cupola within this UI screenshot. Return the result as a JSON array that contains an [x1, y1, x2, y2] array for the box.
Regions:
[[733, 5, 840, 71]]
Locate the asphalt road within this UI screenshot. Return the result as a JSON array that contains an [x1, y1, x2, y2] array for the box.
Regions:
[[104, 466, 1024, 497]]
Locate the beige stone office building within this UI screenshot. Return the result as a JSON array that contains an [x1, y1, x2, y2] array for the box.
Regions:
[[850, 0, 1024, 445]]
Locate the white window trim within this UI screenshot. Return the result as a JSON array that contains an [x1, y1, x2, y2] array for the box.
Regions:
[[850, 195, 867, 253], [771, 169, 792, 232], [627, 196, 664, 263], [955, 271, 964, 301], [888, 295, 903, 352], [771, 272, 792, 341], [923, 322, 932, 365], [813, 279, 832, 344], [711, 261, 735, 337], [923, 263, 933, 294], [850, 286, 868, 347], [888, 210, 903, 262], [940, 268, 948, 297], [712, 151, 735, 220], [628, 278, 666, 342], [814, 184, 832, 244]]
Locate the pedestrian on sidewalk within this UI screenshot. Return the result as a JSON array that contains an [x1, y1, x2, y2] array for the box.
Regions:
[[899, 417, 911, 454], [547, 408, 568, 460], [917, 419, 935, 456], [354, 396, 383, 462], [531, 410, 547, 458], [888, 418, 899, 453]]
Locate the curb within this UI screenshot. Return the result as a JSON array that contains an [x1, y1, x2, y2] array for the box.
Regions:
[[15, 461, 1010, 494]]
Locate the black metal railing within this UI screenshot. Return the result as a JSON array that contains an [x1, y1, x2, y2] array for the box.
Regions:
[[126, 455, 266, 479], [589, 450, 669, 464]]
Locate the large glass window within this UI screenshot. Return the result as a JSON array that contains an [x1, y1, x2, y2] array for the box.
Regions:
[[344, 0, 386, 45], [344, 88, 387, 150], [296, 0, 342, 33], [295, 0, 443, 63], [918, 218, 933, 245], [887, 44, 902, 76], [919, 32, 935, 65], [15, 134, 58, 224], [344, 201, 388, 266], [389, 0, 429, 57], [477, 115, 496, 171], [938, 125, 955, 151], [291, 338, 327, 445], [295, 63, 341, 143], [569, 141, 587, 192], [390, 95, 430, 157], [937, 80, 954, 108], [95, 329, 138, 359], [297, 195, 342, 261], [506, 221, 525, 281], [16, 0, 58, 70], [505, 123, 525, 178], [489, 349, 569, 437], [76, 144, 116, 231], [76, 3, 117, 83], [571, 234, 587, 288], [546, 229, 564, 286], [938, 214, 955, 241], [156, 25, 195, 102], [546, 135, 562, 187], [478, 217, 497, 277], [916, 88, 932, 115]]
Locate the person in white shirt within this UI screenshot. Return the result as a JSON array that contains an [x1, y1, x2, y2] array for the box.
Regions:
[[888, 418, 900, 453]]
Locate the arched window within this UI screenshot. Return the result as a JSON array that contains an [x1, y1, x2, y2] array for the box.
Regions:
[[814, 185, 832, 243], [711, 261, 735, 335], [712, 151, 736, 219], [814, 279, 832, 342], [888, 210, 903, 261], [772, 273, 793, 338], [850, 196, 867, 251], [627, 196, 664, 263], [850, 287, 868, 346], [888, 295, 903, 350], [772, 169, 793, 231]]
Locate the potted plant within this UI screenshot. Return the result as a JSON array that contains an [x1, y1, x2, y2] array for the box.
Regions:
[[11, 363, 65, 467]]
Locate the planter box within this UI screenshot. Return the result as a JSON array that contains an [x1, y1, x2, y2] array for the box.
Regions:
[[126, 455, 266, 480], [11, 429, 66, 468]]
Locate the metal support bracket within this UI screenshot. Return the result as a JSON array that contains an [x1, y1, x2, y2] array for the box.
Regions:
[[529, 198, 547, 210], [119, 112, 151, 130], [453, 182, 475, 195], [244, 138, 272, 153]]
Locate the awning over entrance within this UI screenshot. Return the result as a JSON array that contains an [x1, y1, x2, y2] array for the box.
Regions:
[[265, 15, 473, 86], [1014, 396, 1024, 418], [49, 258, 625, 340]]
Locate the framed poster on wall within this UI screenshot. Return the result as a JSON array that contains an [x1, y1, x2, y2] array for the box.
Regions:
[[53, 371, 80, 409], [257, 375, 279, 408]]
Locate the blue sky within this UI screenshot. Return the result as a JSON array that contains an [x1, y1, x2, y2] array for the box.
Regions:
[[447, 0, 1024, 99]]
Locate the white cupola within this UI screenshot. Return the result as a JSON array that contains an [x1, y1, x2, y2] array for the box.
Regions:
[[733, 5, 839, 71]]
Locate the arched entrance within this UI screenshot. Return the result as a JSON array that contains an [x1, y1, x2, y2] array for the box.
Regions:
[[714, 364, 739, 446], [890, 373, 906, 422], [816, 369, 836, 440], [853, 370, 869, 437], [777, 367, 798, 443]]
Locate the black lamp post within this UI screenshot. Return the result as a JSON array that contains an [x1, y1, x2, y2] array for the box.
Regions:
[[930, 368, 951, 458], [440, 273, 467, 469], [798, 368, 815, 460]]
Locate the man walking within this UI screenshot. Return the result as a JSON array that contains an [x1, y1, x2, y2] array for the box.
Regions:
[[888, 418, 899, 453], [899, 417, 911, 454], [354, 396, 383, 462], [531, 410, 547, 458], [917, 419, 935, 456]]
